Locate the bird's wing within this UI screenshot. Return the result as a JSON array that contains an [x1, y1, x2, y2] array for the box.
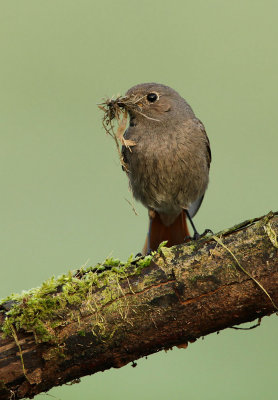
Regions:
[[195, 118, 211, 168], [188, 119, 211, 218], [188, 194, 204, 218]]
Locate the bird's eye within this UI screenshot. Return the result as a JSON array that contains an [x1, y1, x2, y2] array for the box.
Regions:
[[146, 92, 158, 103]]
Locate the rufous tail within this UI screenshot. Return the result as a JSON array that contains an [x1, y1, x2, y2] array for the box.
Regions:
[[142, 210, 190, 255]]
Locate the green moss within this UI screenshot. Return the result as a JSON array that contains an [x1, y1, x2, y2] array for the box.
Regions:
[[43, 345, 67, 360], [188, 274, 201, 284], [142, 273, 158, 287], [136, 254, 153, 269], [0, 253, 156, 343], [157, 241, 168, 252], [186, 242, 198, 252], [102, 258, 121, 267], [159, 247, 174, 259], [0, 379, 8, 391]]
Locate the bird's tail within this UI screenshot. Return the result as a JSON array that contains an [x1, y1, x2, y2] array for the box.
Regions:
[[142, 210, 190, 255]]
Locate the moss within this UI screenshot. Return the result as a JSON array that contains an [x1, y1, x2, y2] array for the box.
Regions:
[[43, 345, 67, 361], [142, 273, 157, 287], [215, 211, 277, 239], [159, 246, 174, 259], [157, 241, 168, 252], [256, 211, 275, 229], [225, 263, 240, 278], [136, 254, 153, 269], [185, 242, 198, 252], [0, 252, 156, 343], [188, 274, 204, 284], [0, 380, 8, 391]]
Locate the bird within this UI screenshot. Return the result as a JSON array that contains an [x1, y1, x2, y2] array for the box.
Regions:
[[121, 83, 211, 255]]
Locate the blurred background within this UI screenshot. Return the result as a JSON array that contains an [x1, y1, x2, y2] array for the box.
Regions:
[[1, 1, 277, 399]]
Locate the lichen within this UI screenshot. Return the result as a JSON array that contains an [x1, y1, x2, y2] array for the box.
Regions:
[[212, 233, 278, 311], [188, 274, 204, 284], [264, 222, 278, 249]]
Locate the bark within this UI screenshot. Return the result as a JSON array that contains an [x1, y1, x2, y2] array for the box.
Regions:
[[0, 212, 278, 399]]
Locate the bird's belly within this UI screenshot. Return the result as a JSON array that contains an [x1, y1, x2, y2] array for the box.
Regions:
[[127, 146, 208, 214]]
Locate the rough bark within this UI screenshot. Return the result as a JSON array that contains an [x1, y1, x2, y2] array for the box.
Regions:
[[0, 212, 278, 399]]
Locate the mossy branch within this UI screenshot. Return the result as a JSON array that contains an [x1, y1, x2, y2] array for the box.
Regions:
[[0, 212, 278, 400]]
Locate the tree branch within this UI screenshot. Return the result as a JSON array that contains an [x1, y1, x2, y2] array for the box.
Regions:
[[0, 212, 278, 399]]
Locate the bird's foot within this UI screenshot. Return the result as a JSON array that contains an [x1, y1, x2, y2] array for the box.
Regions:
[[185, 228, 213, 241], [135, 249, 153, 258]]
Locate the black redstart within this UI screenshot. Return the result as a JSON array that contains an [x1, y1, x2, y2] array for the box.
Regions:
[[119, 83, 211, 254]]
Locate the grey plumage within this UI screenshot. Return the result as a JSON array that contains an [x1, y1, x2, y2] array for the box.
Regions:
[[122, 83, 211, 226]]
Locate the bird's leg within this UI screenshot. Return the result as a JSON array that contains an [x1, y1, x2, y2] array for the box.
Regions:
[[185, 210, 212, 240], [185, 210, 199, 240], [137, 210, 156, 257], [146, 209, 155, 253]]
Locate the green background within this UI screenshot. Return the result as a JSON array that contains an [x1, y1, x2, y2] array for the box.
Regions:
[[1, 1, 277, 399]]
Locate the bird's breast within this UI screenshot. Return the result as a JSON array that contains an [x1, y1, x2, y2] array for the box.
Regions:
[[123, 123, 209, 214]]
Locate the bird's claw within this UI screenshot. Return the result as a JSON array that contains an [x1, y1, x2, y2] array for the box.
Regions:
[[185, 228, 213, 241]]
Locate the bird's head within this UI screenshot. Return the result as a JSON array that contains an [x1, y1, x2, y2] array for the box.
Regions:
[[123, 82, 195, 123]]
